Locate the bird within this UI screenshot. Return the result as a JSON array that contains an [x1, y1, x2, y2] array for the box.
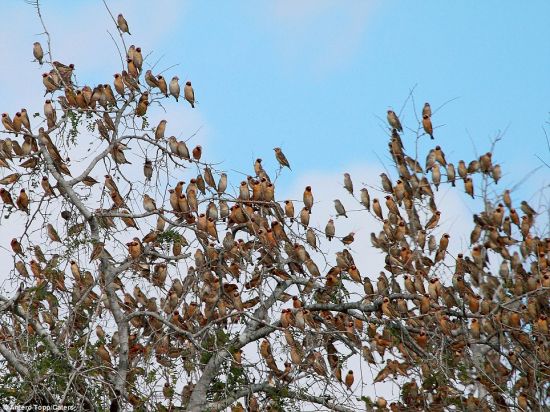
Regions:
[[520, 201, 536, 217], [325, 219, 335, 241], [425, 211, 441, 230], [464, 177, 474, 199], [387, 110, 402, 132], [169, 76, 180, 101], [16, 189, 29, 214], [360, 188, 370, 210], [133, 47, 143, 71], [333, 199, 348, 218], [10, 238, 24, 256], [284, 200, 295, 221], [155, 120, 167, 140], [303, 186, 313, 210], [345, 370, 354, 390], [0, 173, 21, 186], [157, 75, 168, 97], [372, 198, 383, 220], [143, 194, 157, 212], [273, 147, 291, 170], [145, 70, 159, 88], [422, 102, 432, 118], [184, 81, 195, 108], [341, 232, 355, 246], [422, 115, 434, 139], [127, 58, 138, 78], [0, 188, 15, 206], [143, 159, 153, 181], [2, 113, 15, 132], [117, 14, 131, 35], [89, 242, 105, 262], [113, 73, 125, 96], [47, 223, 61, 243], [20, 108, 31, 131], [300, 207, 310, 227], [381, 297, 399, 318], [97, 344, 112, 365], [33, 42, 44, 65], [192, 145, 202, 161], [343, 173, 353, 194]]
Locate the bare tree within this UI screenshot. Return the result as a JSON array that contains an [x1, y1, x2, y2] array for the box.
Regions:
[[0, 3, 548, 411]]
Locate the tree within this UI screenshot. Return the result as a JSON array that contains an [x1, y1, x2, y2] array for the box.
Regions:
[[0, 3, 548, 411]]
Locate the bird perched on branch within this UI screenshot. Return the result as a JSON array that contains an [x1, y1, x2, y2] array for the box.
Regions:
[[184, 81, 195, 108], [117, 14, 131, 35], [274, 147, 291, 170]]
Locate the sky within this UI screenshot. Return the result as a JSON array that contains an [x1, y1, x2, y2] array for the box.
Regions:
[[0, 0, 549, 407], [1, 0, 549, 201]]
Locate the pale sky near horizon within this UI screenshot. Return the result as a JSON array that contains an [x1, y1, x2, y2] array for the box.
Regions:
[[0, 0, 549, 407]]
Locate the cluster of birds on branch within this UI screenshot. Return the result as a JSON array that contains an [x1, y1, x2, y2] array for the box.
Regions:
[[0, 11, 547, 412]]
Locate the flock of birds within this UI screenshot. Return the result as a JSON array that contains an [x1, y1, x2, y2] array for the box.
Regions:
[[0, 11, 547, 412]]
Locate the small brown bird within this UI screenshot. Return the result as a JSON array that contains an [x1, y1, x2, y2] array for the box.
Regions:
[[333, 199, 348, 218], [345, 370, 354, 390], [284, 200, 295, 220], [10, 238, 24, 256], [117, 14, 131, 35], [422, 102, 432, 118], [176, 140, 190, 160], [274, 147, 291, 170], [169, 76, 180, 101], [145, 70, 159, 88], [218, 173, 227, 194], [42, 73, 58, 93], [341, 232, 355, 246], [47, 223, 61, 243], [155, 120, 167, 140], [360, 188, 370, 210], [192, 145, 202, 161], [89, 242, 104, 262], [0, 188, 14, 206], [2, 113, 14, 132], [300, 207, 310, 226], [464, 177, 474, 199], [104, 174, 119, 194], [143, 194, 157, 212], [303, 186, 313, 210], [127, 58, 138, 78], [372, 198, 383, 220], [16, 189, 29, 214], [325, 219, 335, 241], [0, 173, 21, 185], [184, 81, 195, 107], [143, 159, 153, 181], [97, 344, 112, 365], [425, 211, 441, 230], [446, 163, 456, 187], [520, 200, 536, 217], [127, 240, 142, 259], [343, 173, 353, 194], [387, 110, 402, 132], [41, 176, 56, 196], [157, 75, 168, 97], [33, 42, 44, 65], [133, 47, 143, 71], [422, 114, 434, 139], [113, 73, 125, 96], [20, 109, 31, 131]]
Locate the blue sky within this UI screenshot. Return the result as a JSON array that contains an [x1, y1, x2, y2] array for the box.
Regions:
[[1, 0, 549, 204]]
